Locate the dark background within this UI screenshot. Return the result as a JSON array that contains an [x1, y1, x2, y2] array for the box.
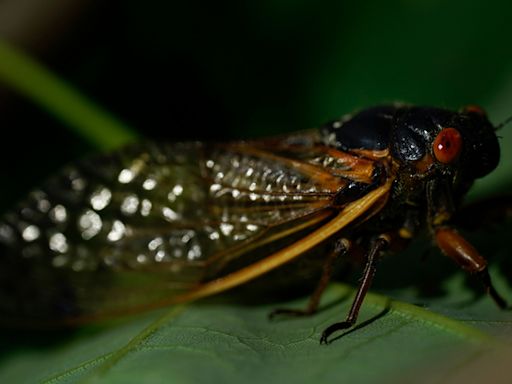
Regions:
[[0, 0, 512, 210]]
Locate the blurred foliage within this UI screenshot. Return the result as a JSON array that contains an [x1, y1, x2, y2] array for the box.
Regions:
[[0, 40, 138, 150], [1, 0, 512, 206], [0, 0, 512, 383]]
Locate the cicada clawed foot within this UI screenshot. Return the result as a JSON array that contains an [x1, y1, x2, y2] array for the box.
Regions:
[[320, 321, 354, 344], [319, 236, 389, 345], [477, 269, 509, 310]]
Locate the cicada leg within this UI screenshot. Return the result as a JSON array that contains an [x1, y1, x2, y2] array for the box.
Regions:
[[435, 227, 508, 309], [268, 238, 351, 319], [320, 235, 390, 344]]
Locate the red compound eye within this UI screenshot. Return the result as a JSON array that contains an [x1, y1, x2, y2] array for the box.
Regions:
[[433, 127, 462, 164]]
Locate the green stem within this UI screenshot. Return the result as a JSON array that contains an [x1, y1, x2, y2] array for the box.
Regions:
[[0, 39, 139, 150]]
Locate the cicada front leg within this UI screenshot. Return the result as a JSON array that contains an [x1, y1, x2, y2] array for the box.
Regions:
[[268, 238, 351, 319], [435, 227, 508, 309], [319, 234, 390, 344]]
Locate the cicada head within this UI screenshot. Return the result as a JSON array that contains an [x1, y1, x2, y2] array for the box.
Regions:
[[390, 105, 500, 181], [322, 104, 500, 184], [322, 104, 501, 224], [388, 105, 501, 225]]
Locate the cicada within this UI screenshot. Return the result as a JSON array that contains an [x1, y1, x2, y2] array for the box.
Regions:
[[0, 104, 508, 343]]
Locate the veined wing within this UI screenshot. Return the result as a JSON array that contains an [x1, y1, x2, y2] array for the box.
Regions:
[[0, 131, 390, 324]]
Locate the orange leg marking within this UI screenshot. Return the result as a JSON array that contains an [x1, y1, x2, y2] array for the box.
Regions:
[[435, 227, 507, 309]]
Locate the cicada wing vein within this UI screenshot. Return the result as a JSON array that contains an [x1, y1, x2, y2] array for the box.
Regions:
[[171, 178, 393, 304]]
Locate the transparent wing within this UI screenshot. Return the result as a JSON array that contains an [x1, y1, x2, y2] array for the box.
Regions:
[[0, 131, 385, 324]]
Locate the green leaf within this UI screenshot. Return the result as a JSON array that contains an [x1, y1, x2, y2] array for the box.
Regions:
[[1, 281, 509, 384]]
